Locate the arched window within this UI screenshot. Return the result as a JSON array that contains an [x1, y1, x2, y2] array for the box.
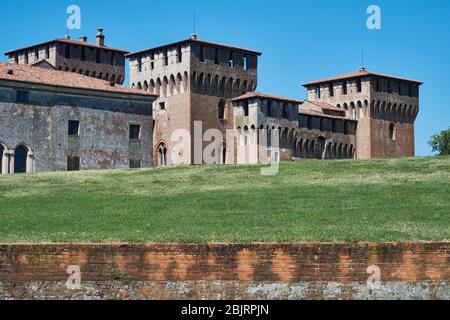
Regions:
[[158, 144, 168, 168], [218, 100, 225, 120], [14, 145, 28, 173], [389, 123, 397, 141]]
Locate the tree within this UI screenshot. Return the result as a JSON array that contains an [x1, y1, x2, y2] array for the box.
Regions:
[[428, 128, 450, 156]]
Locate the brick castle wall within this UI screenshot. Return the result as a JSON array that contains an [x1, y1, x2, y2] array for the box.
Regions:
[[0, 243, 448, 300]]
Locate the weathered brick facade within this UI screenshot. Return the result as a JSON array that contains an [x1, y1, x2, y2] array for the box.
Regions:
[[0, 243, 447, 300]]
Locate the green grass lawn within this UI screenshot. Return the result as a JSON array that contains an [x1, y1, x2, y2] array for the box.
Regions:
[[0, 157, 449, 243]]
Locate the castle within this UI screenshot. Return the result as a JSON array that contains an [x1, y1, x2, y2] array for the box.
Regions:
[[0, 29, 421, 174]]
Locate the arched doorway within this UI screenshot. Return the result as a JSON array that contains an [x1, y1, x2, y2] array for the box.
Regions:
[[158, 144, 168, 168], [14, 145, 28, 173]]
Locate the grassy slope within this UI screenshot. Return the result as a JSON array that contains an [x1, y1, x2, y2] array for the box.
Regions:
[[0, 157, 449, 243]]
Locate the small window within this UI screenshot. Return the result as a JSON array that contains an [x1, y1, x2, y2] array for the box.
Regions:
[[67, 156, 80, 171], [65, 44, 71, 59], [389, 123, 397, 140], [375, 78, 380, 91], [138, 57, 142, 72], [229, 51, 234, 68], [329, 83, 334, 97], [177, 46, 182, 63], [243, 54, 248, 70], [81, 47, 86, 61], [96, 49, 101, 63], [163, 49, 168, 66], [159, 102, 166, 110], [243, 100, 249, 117], [16, 91, 29, 104], [218, 100, 225, 120], [214, 48, 219, 65], [342, 80, 347, 95], [129, 125, 141, 140], [283, 104, 289, 119], [356, 78, 362, 92], [129, 159, 141, 169], [199, 45, 205, 62], [14, 54, 19, 64], [35, 48, 39, 61], [68, 120, 80, 136], [315, 86, 321, 99], [24, 51, 29, 64], [45, 46, 50, 59]]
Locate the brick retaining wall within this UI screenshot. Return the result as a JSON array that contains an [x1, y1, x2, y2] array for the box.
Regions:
[[0, 243, 448, 300]]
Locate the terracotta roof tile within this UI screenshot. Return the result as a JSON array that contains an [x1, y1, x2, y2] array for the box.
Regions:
[[232, 91, 304, 104], [0, 62, 155, 97], [303, 69, 423, 86]]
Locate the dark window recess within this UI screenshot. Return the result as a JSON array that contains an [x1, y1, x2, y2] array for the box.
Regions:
[[375, 78, 380, 91], [45, 46, 50, 59], [138, 57, 142, 72], [199, 45, 205, 62], [129, 159, 141, 169], [315, 86, 321, 99], [67, 156, 80, 171], [24, 51, 29, 64], [243, 54, 248, 70], [307, 116, 312, 130], [267, 100, 272, 117], [387, 80, 392, 93], [35, 48, 39, 60], [329, 83, 334, 97], [342, 80, 347, 95], [65, 44, 71, 59], [81, 47, 86, 61], [229, 51, 234, 68], [243, 100, 249, 116], [16, 91, 29, 103], [214, 48, 219, 65], [283, 104, 289, 119], [356, 78, 362, 92], [218, 100, 225, 120], [177, 46, 182, 63], [164, 50, 168, 66], [96, 49, 101, 63], [129, 125, 141, 140], [68, 120, 80, 136], [159, 102, 166, 110]]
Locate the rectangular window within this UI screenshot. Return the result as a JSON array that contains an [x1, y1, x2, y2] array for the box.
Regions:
[[35, 48, 39, 61], [81, 47, 86, 61], [243, 54, 248, 70], [138, 57, 142, 72], [24, 51, 29, 64], [159, 102, 166, 110], [229, 51, 234, 68], [375, 78, 380, 91], [329, 83, 334, 97], [96, 49, 101, 63], [16, 91, 29, 104], [129, 124, 141, 140], [14, 54, 19, 64], [315, 86, 321, 99], [68, 120, 80, 136], [129, 159, 141, 169], [67, 156, 80, 171], [243, 100, 249, 117], [214, 48, 219, 65], [283, 104, 289, 119], [342, 80, 347, 95], [163, 49, 168, 66], [356, 78, 362, 92], [45, 46, 50, 59], [199, 45, 205, 62], [65, 44, 71, 59], [177, 46, 182, 63]]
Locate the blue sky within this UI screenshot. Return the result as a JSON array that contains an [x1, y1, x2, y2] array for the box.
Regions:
[[1, 0, 449, 156]]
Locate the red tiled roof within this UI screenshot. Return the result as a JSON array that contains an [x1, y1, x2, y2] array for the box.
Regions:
[[4, 38, 129, 55], [0, 62, 155, 97], [232, 91, 304, 104], [126, 37, 262, 57], [306, 100, 341, 111], [303, 69, 423, 86]]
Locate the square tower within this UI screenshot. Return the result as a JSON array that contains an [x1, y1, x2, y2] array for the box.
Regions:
[[303, 68, 422, 159], [127, 35, 261, 166]]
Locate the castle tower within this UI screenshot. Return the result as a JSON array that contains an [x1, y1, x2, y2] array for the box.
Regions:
[[4, 28, 128, 84], [303, 68, 422, 159], [127, 35, 261, 166]]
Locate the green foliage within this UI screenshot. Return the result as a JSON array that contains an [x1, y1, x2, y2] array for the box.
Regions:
[[429, 128, 450, 156], [0, 157, 449, 243]]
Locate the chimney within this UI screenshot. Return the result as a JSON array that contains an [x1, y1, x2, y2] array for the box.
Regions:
[[65, 35, 71, 40], [79, 36, 88, 43], [191, 33, 198, 40], [96, 28, 105, 46]]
